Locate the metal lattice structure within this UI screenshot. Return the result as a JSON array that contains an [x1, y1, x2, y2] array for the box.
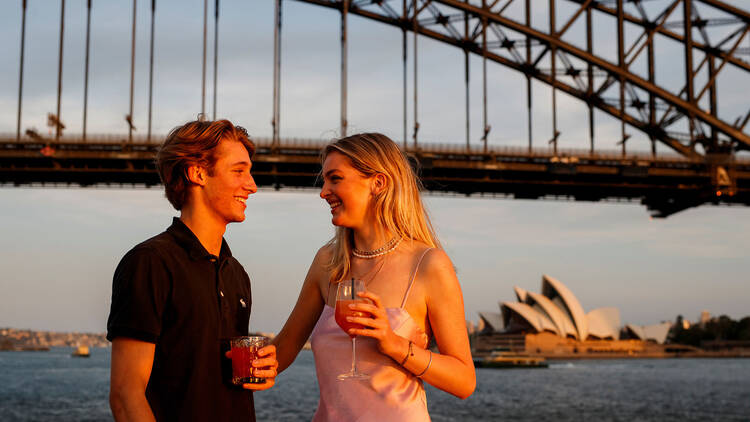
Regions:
[[3, 0, 750, 217], [294, 0, 750, 158]]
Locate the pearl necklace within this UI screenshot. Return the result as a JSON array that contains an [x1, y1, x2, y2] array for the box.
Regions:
[[352, 237, 402, 259]]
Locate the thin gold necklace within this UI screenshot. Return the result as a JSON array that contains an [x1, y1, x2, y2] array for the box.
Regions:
[[352, 255, 388, 285]]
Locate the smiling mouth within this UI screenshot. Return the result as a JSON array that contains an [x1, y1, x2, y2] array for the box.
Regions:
[[328, 200, 341, 211], [234, 197, 247, 205]]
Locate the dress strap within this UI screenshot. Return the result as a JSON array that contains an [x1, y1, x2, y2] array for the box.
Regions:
[[326, 281, 333, 306], [400, 248, 433, 309]]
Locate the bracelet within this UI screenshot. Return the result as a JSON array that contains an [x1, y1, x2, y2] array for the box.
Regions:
[[400, 340, 414, 366], [416, 350, 432, 378]]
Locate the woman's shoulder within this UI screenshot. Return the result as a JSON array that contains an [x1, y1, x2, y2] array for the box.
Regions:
[[406, 243, 453, 274], [406, 241, 446, 261], [312, 242, 335, 263], [407, 244, 455, 287]]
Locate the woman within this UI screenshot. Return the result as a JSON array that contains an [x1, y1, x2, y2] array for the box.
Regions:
[[273, 133, 475, 421]]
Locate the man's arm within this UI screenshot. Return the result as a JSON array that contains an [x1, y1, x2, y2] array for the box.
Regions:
[[110, 338, 157, 422]]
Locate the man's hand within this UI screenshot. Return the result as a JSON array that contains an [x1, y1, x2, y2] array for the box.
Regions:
[[225, 344, 279, 391]]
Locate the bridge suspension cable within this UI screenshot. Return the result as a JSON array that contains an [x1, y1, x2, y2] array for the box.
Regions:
[[127, 0, 136, 144], [213, 0, 219, 120], [55, 0, 65, 143], [83, 0, 92, 143], [202, 0, 207, 117], [272, 0, 283, 151], [16, 0, 27, 143]]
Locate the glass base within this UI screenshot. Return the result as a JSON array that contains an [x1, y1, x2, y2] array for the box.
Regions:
[[337, 371, 370, 381]]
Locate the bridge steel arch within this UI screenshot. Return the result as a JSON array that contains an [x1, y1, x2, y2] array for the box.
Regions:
[[292, 0, 750, 160], [4, 1, 750, 217]]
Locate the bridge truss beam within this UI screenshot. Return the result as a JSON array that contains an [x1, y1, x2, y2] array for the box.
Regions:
[[295, 0, 750, 159], [1, 137, 748, 218]]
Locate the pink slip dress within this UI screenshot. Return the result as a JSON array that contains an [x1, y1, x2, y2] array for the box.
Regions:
[[310, 249, 432, 422]]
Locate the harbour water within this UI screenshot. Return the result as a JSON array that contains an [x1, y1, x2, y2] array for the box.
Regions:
[[1, 347, 748, 421]]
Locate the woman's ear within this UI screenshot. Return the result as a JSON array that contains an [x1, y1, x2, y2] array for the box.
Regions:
[[186, 165, 207, 187], [372, 173, 387, 195]]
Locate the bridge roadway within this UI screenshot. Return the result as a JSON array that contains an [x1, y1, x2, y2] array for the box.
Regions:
[[1, 135, 748, 218]]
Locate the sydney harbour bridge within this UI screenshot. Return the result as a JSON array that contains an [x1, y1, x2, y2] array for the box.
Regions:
[[2, 0, 749, 217]]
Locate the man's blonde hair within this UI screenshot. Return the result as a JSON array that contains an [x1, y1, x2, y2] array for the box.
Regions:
[[156, 119, 254, 210]]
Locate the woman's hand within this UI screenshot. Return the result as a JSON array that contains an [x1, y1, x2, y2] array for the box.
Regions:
[[346, 291, 404, 358], [224, 345, 279, 391], [246, 344, 278, 391]]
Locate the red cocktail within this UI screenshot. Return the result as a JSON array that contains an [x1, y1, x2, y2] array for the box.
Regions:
[[335, 299, 368, 338], [335, 279, 370, 380], [231, 336, 268, 385]]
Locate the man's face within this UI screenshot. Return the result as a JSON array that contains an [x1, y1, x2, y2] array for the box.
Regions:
[[202, 139, 257, 225]]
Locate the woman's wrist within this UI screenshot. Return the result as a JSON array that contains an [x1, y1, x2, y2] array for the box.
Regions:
[[382, 333, 409, 362], [400, 341, 413, 366]]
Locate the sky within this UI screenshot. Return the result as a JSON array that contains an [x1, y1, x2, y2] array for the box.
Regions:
[[0, 1, 748, 334]]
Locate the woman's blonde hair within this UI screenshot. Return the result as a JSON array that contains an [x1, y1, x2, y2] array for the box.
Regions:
[[323, 133, 441, 284]]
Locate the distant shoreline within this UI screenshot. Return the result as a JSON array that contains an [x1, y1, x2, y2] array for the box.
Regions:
[[0, 327, 108, 350], [0, 327, 307, 351], [540, 351, 750, 359]]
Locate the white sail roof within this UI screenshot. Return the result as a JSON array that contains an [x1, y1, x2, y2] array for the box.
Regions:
[[541, 274, 589, 340], [478, 311, 504, 333], [526, 291, 578, 339], [513, 286, 528, 303], [501, 302, 558, 334], [586, 307, 621, 340], [625, 322, 671, 344]]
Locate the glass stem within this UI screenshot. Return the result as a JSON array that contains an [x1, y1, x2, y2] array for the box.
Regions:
[[350, 336, 357, 374]]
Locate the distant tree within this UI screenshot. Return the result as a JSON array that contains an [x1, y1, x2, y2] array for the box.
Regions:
[[705, 315, 734, 340], [668, 315, 685, 343], [736, 317, 750, 341], [669, 314, 750, 347]]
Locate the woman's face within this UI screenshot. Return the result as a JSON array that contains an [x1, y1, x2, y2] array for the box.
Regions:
[[320, 151, 375, 229]]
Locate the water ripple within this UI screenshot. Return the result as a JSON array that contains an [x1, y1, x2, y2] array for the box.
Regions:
[[1, 349, 748, 421]]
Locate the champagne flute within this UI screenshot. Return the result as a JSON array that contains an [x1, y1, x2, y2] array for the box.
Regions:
[[334, 278, 370, 380]]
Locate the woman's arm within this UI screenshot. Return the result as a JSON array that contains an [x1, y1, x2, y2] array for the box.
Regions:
[[348, 249, 476, 399], [272, 246, 328, 373], [415, 249, 476, 398]]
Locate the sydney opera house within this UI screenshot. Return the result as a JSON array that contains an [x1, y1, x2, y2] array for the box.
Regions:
[[476, 275, 672, 355]]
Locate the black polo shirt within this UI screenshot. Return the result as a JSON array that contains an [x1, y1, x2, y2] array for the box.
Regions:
[[107, 218, 254, 421]]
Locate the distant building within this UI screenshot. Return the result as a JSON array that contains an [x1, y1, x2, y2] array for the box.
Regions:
[[699, 310, 711, 327], [622, 322, 672, 344], [498, 275, 621, 341], [476, 318, 485, 333], [465, 320, 476, 335], [474, 275, 683, 356], [477, 312, 503, 334]]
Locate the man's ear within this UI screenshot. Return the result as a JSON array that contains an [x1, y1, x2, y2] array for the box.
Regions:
[[372, 173, 387, 195], [186, 165, 208, 187]]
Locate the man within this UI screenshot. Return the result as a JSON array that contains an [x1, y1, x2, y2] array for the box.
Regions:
[[107, 119, 277, 421]]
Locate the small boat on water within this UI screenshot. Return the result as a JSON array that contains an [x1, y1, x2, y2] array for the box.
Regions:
[[72, 345, 90, 357], [474, 350, 548, 369]]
